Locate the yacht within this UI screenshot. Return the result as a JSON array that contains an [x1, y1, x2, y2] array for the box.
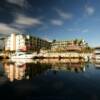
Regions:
[[92, 47, 100, 62], [10, 58, 35, 64], [10, 52, 37, 59], [94, 63, 100, 68]]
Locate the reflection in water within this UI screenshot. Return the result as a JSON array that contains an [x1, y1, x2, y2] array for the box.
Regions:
[[51, 63, 85, 73], [36, 59, 85, 64], [1, 60, 100, 100], [3, 62, 51, 82], [94, 62, 100, 69], [3, 59, 86, 82], [37, 59, 86, 72]]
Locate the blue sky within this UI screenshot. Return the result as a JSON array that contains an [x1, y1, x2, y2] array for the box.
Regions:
[[0, 0, 100, 47]]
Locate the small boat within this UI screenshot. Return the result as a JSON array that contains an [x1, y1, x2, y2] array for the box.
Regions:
[[95, 64, 100, 67], [10, 58, 35, 63], [92, 47, 100, 63], [10, 52, 37, 59]]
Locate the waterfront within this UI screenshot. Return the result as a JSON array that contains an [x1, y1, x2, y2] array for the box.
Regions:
[[0, 59, 99, 100]]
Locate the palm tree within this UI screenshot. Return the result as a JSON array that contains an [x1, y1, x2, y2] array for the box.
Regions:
[[52, 39, 56, 43], [83, 43, 93, 53], [78, 40, 83, 46], [73, 39, 78, 45]]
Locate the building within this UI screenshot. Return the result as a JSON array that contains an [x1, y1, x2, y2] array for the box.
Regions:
[[51, 40, 87, 52], [51, 40, 67, 52], [5, 33, 51, 52]]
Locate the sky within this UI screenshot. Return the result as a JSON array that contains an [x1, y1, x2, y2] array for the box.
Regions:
[[0, 0, 100, 47]]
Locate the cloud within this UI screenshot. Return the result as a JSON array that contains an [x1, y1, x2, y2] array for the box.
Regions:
[[55, 8, 73, 19], [6, 0, 33, 12], [6, 0, 26, 7], [0, 13, 43, 35], [85, 5, 95, 16], [14, 14, 42, 26], [82, 29, 89, 33], [51, 19, 63, 26], [37, 25, 49, 31], [67, 28, 89, 33], [67, 28, 81, 33], [0, 23, 22, 34], [41, 35, 52, 42]]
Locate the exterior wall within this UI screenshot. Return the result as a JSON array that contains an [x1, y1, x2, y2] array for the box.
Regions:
[[16, 35, 26, 51], [5, 37, 10, 51], [11, 33, 16, 51], [5, 33, 16, 51], [5, 33, 51, 52], [51, 40, 86, 52]]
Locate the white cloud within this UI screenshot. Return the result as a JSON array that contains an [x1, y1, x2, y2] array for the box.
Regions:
[[55, 8, 73, 19], [41, 35, 52, 42], [38, 25, 48, 31], [6, 0, 32, 10], [0, 23, 22, 34], [82, 29, 89, 33], [67, 28, 89, 33], [0, 14, 43, 35], [67, 28, 80, 32], [6, 0, 25, 7], [85, 5, 95, 15], [51, 19, 63, 26], [14, 14, 42, 26], [67, 28, 74, 32]]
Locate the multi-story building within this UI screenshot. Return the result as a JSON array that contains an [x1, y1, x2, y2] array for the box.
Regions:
[[5, 33, 51, 52], [51, 40, 67, 52], [51, 40, 87, 52]]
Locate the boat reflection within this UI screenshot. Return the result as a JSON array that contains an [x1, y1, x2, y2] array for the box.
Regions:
[[3, 59, 86, 82], [94, 62, 100, 68]]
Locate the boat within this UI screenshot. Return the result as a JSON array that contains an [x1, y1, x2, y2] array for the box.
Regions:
[[10, 52, 37, 59], [10, 58, 35, 64], [94, 63, 100, 68], [92, 47, 100, 63]]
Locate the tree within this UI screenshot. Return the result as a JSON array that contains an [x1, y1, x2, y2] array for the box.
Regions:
[[52, 39, 56, 43], [78, 40, 83, 46], [73, 39, 78, 45]]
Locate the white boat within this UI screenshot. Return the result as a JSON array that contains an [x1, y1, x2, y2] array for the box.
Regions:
[[10, 52, 37, 59], [94, 63, 100, 68], [10, 58, 35, 63], [92, 47, 100, 62]]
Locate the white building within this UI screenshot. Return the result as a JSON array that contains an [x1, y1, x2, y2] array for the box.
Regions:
[[5, 33, 30, 51], [5, 33, 51, 52]]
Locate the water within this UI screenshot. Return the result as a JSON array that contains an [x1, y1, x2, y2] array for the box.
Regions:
[[0, 59, 100, 100]]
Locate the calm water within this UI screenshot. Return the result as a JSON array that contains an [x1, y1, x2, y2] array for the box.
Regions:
[[0, 59, 100, 100]]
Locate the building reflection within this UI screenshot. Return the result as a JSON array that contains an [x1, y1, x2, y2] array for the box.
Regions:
[[37, 59, 86, 72], [37, 58, 85, 64], [51, 63, 86, 72], [3, 59, 86, 82], [4, 62, 26, 82], [3, 62, 51, 82]]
